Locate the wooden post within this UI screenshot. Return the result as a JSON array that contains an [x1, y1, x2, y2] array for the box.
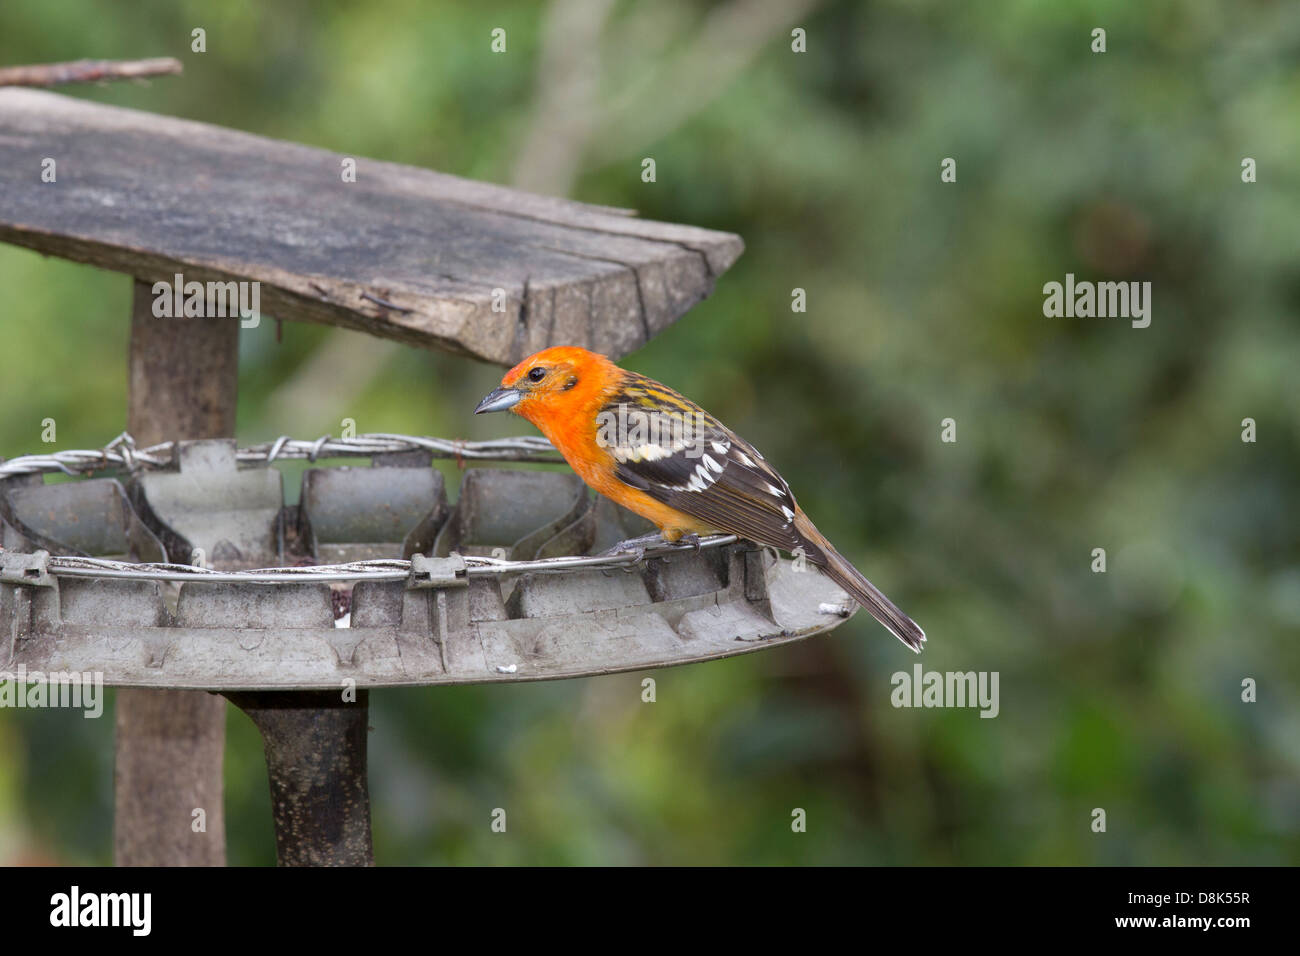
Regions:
[[114, 279, 239, 866], [224, 692, 374, 866]]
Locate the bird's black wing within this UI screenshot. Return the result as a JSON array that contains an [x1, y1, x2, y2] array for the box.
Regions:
[[602, 375, 927, 652], [600, 375, 805, 551]]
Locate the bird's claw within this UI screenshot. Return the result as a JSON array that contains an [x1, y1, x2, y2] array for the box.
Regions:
[[598, 531, 663, 562], [679, 533, 703, 552], [611, 543, 646, 563]]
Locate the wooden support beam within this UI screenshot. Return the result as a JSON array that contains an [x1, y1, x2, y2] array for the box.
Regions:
[[225, 692, 374, 867], [114, 279, 238, 866]]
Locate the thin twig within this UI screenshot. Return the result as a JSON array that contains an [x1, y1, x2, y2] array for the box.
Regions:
[[0, 57, 183, 88]]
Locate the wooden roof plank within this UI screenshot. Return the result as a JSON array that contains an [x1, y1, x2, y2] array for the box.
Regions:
[[0, 90, 743, 364]]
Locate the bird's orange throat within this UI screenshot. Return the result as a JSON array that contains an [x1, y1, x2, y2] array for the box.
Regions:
[[513, 369, 619, 451]]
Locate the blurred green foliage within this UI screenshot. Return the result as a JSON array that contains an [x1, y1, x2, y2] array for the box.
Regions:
[[1, 0, 1296, 865]]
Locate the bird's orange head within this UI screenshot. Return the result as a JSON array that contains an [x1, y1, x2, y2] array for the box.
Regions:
[[474, 346, 621, 437]]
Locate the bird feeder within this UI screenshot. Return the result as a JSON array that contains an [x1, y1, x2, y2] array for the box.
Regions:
[[0, 89, 860, 865]]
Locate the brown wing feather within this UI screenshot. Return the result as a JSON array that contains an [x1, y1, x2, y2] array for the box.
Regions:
[[603, 375, 926, 652], [602, 377, 806, 553]]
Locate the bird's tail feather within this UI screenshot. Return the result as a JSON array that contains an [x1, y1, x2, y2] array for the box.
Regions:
[[795, 515, 926, 653]]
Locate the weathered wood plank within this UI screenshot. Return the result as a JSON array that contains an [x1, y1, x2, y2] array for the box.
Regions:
[[0, 89, 743, 364]]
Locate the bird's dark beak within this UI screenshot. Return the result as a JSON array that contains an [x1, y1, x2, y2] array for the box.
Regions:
[[474, 386, 522, 415]]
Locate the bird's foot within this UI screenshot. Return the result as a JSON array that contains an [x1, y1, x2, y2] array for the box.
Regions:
[[598, 531, 666, 562], [678, 533, 703, 552]]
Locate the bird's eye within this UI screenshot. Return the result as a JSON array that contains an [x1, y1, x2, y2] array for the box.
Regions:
[[527, 367, 546, 383]]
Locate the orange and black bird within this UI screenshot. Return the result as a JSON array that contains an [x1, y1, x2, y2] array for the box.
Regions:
[[475, 346, 925, 652]]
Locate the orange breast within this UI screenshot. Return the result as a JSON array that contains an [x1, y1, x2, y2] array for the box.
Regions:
[[560, 432, 716, 540], [513, 368, 717, 541]]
